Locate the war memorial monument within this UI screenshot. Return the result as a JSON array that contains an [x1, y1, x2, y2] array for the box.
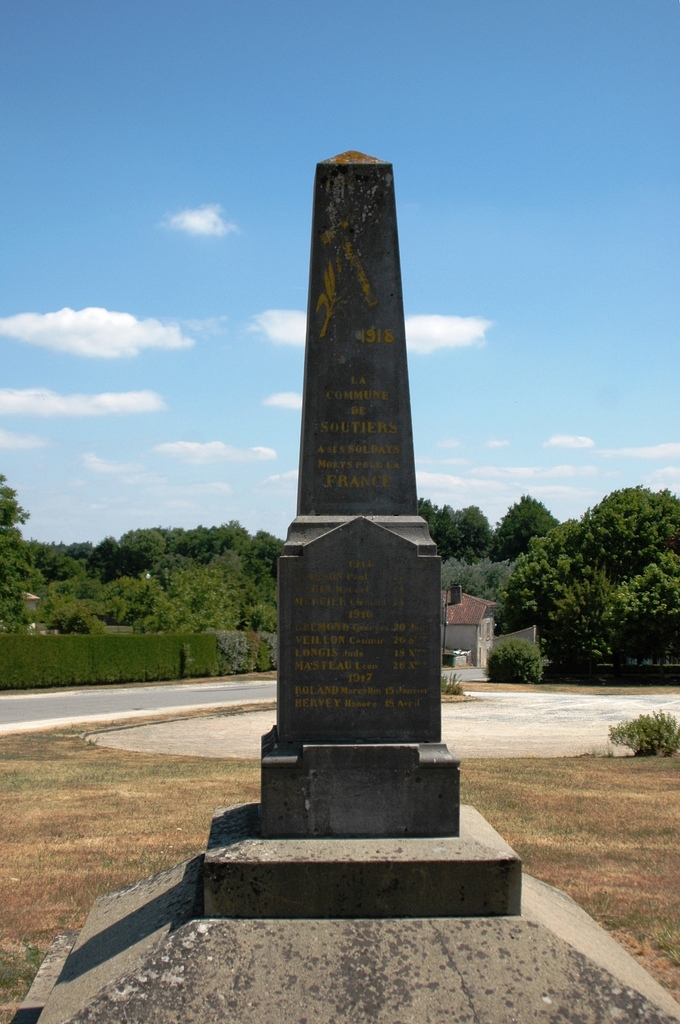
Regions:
[[25, 154, 680, 1024]]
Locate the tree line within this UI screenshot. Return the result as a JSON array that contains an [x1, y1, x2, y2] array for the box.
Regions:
[[0, 475, 281, 634], [420, 488, 680, 671], [4, 472, 680, 672]]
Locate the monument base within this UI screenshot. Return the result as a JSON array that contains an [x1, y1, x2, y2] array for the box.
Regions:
[[204, 803, 519, 918], [260, 727, 460, 838], [33, 806, 680, 1024]]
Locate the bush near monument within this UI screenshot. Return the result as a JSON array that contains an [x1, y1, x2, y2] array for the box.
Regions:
[[441, 673, 463, 695], [0, 633, 217, 689], [487, 638, 543, 684], [609, 711, 680, 757]]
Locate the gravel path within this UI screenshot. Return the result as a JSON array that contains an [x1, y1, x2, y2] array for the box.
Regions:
[[86, 691, 680, 759]]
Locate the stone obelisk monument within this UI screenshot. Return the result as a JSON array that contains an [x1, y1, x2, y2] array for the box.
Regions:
[[261, 151, 460, 837], [33, 154, 680, 1024]]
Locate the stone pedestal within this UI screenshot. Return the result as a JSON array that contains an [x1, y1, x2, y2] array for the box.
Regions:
[[261, 727, 460, 837], [204, 803, 518, 918], [35, 807, 680, 1024]]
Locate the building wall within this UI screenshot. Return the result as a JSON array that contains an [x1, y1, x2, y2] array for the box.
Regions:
[[442, 612, 495, 667], [492, 625, 537, 647]]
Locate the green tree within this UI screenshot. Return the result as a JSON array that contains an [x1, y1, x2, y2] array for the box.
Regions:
[[418, 499, 459, 560], [451, 506, 493, 561], [418, 499, 492, 561], [503, 487, 680, 671], [26, 541, 87, 591], [609, 558, 680, 674], [491, 495, 559, 562], [503, 518, 581, 637], [578, 486, 680, 584], [548, 570, 612, 674], [87, 536, 121, 583], [103, 575, 170, 632], [88, 529, 167, 582], [40, 591, 107, 634], [162, 564, 245, 633], [0, 475, 31, 632]]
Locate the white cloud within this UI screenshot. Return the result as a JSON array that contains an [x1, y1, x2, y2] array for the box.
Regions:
[[644, 467, 680, 487], [417, 457, 468, 466], [471, 464, 597, 480], [248, 310, 491, 354], [163, 204, 237, 237], [417, 471, 505, 494], [263, 392, 303, 410], [181, 316, 229, 336], [486, 439, 510, 449], [405, 315, 491, 355], [0, 428, 50, 450], [437, 438, 461, 449], [0, 388, 166, 416], [416, 470, 596, 525], [599, 442, 680, 459], [543, 434, 595, 449], [249, 310, 307, 346], [82, 453, 144, 474], [197, 482, 232, 494], [0, 307, 194, 359], [154, 441, 276, 464], [259, 469, 299, 488]]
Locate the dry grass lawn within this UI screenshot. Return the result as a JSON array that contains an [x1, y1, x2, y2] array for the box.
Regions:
[[0, 723, 678, 1022]]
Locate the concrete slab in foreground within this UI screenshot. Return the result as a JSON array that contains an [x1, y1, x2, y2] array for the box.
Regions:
[[41, 915, 680, 1024]]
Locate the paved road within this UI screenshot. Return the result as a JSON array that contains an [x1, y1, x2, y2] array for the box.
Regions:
[[0, 667, 487, 734], [0, 679, 276, 734], [87, 690, 680, 759]]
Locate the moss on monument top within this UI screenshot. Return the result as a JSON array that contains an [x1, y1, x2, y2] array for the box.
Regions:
[[325, 150, 383, 164]]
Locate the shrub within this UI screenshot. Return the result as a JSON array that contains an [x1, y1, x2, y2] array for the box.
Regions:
[[213, 631, 250, 674], [212, 630, 277, 674], [487, 638, 543, 684], [260, 631, 277, 669], [256, 640, 271, 671], [609, 711, 680, 756], [441, 673, 463, 695]]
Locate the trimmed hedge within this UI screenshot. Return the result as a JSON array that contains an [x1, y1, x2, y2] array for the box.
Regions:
[[0, 633, 217, 690]]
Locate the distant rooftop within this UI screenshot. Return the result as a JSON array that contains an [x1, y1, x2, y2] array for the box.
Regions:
[[444, 592, 496, 625]]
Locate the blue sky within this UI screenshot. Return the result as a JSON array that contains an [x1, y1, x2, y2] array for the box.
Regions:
[[1, 0, 679, 544]]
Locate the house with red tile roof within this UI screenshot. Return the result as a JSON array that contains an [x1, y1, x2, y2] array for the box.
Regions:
[[442, 592, 496, 668]]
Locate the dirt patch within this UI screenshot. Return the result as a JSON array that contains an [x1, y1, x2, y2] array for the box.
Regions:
[[461, 756, 680, 1002]]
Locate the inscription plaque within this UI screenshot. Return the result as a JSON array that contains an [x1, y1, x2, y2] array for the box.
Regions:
[[278, 516, 440, 743]]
